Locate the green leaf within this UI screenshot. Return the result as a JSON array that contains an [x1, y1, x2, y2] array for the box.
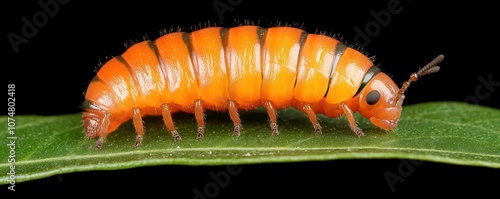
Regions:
[[1, 101, 499, 184]]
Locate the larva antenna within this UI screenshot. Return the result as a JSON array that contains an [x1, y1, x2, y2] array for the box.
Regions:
[[396, 54, 443, 104]]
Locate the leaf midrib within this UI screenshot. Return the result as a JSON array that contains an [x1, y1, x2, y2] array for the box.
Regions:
[[3, 146, 499, 168]]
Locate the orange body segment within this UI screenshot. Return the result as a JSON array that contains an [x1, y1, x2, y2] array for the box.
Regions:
[[294, 34, 339, 103], [261, 27, 305, 109], [190, 27, 229, 111], [92, 57, 138, 113], [121, 41, 165, 111], [155, 32, 199, 113], [85, 79, 117, 112], [225, 26, 262, 109], [325, 48, 373, 105]]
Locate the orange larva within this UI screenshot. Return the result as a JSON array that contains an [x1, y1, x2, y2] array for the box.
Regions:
[[82, 25, 443, 149]]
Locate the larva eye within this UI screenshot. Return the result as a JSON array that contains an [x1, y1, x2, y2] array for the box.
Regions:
[[366, 90, 380, 105]]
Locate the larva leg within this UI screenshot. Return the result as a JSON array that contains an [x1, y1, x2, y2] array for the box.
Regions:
[[132, 108, 145, 147], [302, 104, 322, 135], [161, 104, 182, 141], [194, 100, 205, 140], [263, 101, 279, 135], [95, 112, 111, 149], [228, 100, 242, 137], [340, 103, 365, 137]]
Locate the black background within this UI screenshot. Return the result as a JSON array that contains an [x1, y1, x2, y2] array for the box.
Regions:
[[2, 0, 499, 196]]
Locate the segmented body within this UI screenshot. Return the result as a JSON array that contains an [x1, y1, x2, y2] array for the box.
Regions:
[[83, 25, 440, 149]]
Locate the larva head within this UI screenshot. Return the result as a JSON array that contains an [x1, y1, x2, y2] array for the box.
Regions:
[[358, 55, 443, 130], [357, 73, 402, 130]]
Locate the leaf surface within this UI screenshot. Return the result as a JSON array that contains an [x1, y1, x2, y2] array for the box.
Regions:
[[1, 102, 499, 184]]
